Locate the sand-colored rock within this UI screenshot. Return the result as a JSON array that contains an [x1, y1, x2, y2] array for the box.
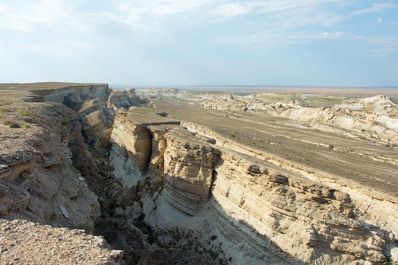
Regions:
[[107, 89, 146, 110], [161, 126, 220, 215], [110, 107, 180, 186], [29, 84, 111, 104], [2, 84, 398, 265], [0, 103, 100, 231]]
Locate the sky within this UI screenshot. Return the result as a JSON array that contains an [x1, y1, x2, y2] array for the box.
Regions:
[[0, 0, 397, 87]]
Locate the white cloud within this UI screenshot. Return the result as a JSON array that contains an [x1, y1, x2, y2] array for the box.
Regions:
[[352, 2, 398, 15], [115, 0, 214, 29], [0, 0, 91, 33], [213, 0, 342, 18], [377, 17, 383, 23], [322, 31, 343, 38], [215, 3, 250, 17]]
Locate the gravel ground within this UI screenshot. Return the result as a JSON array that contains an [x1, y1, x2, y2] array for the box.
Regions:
[[0, 219, 123, 265]]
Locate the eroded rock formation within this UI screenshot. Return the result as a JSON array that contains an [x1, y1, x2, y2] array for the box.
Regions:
[[111, 103, 398, 264], [2, 84, 398, 264]]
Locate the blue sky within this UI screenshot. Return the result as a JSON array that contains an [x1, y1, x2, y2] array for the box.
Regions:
[[0, 0, 397, 86]]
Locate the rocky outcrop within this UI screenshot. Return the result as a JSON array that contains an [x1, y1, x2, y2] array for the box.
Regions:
[[0, 103, 100, 231], [107, 89, 146, 110], [3, 84, 398, 264], [211, 149, 392, 264], [110, 107, 220, 215], [29, 84, 111, 104], [110, 107, 180, 187], [111, 102, 398, 264], [160, 126, 219, 215]]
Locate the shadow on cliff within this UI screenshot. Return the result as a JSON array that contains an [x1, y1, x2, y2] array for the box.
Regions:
[[205, 162, 307, 265]]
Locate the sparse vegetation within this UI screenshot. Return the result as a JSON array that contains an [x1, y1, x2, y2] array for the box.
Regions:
[[23, 124, 31, 128], [300, 96, 346, 108], [3, 119, 20, 128], [255, 93, 346, 108], [229, 132, 236, 138]]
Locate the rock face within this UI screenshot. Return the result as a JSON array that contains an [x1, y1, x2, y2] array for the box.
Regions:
[[110, 108, 220, 215], [111, 96, 398, 264], [110, 107, 180, 187], [211, 149, 388, 264], [107, 89, 146, 110], [2, 84, 398, 264], [0, 103, 100, 231], [29, 84, 111, 104], [161, 126, 220, 215]]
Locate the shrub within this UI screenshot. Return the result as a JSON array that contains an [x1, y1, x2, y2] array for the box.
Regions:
[[328, 144, 334, 150], [23, 124, 31, 128], [3, 119, 20, 128]]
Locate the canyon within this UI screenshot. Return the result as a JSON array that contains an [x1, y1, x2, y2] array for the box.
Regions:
[[1, 84, 398, 264]]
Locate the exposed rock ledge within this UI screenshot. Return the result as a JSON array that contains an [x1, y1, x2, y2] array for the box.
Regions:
[[2, 84, 398, 264], [111, 104, 398, 264], [0, 84, 122, 264]]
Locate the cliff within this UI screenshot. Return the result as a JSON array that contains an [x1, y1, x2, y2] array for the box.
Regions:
[[111, 104, 398, 264], [0, 84, 124, 264], [2, 84, 398, 264]]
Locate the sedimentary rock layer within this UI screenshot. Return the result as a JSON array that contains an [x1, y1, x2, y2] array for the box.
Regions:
[[117, 97, 398, 264]]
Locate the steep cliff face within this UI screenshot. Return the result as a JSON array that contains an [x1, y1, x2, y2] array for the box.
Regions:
[[29, 84, 111, 104], [159, 126, 219, 215], [107, 89, 147, 110], [0, 102, 100, 231], [110, 105, 398, 264], [3, 84, 398, 264], [211, 150, 387, 264], [110, 108, 219, 215]]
